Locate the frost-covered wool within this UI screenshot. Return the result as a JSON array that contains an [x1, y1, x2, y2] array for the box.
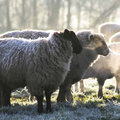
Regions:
[[99, 23, 120, 43], [57, 30, 109, 102], [109, 32, 120, 43], [0, 30, 50, 39], [0, 30, 50, 104], [82, 43, 120, 98], [0, 29, 82, 113]]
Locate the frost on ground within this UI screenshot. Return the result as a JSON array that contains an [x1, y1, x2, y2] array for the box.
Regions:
[[1, 78, 120, 120]]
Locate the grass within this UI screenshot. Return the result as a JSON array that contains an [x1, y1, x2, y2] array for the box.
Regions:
[[0, 78, 120, 120]]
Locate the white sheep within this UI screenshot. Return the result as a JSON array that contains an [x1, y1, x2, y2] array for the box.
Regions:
[[109, 32, 120, 43], [0, 29, 82, 113], [76, 25, 120, 94], [82, 42, 120, 98], [74, 23, 120, 93], [99, 23, 120, 43]]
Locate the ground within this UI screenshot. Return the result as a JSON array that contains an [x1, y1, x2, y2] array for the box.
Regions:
[[0, 78, 120, 120]]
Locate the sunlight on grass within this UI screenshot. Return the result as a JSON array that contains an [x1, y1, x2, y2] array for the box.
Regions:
[[1, 78, 120, 120]]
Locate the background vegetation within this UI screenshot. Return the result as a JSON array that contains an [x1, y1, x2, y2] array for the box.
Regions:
[[0, 0, 120, 33], [0, 0, 120, 119]]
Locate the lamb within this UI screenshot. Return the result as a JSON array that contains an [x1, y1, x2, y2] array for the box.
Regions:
[[0, 29, 82, 113], [99, 23, 120, 43], [109, 32, 120, 43], [57, 30, 109, 102], [82, 42, 120, 98], [0, 30, 50, 39]]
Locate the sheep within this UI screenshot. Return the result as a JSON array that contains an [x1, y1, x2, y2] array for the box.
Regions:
[[75, 23, 120, 93], [82, 42, 120, 98], [76, 24, 120, 93], [99, 23, 120, 43], [57, 30, 109, 102], [0, 29, 82, 113], [109, 32, 120, 43], [0, 30, 51, 103], [0, 30, 50, 39]]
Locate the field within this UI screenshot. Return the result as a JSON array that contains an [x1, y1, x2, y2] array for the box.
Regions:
[[0, 78, 120, 120]]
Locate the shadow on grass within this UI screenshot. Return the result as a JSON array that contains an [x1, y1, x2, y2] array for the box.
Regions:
[[84, 90, 96, 96], [105, 85, 115, 90], [0, 104, 37, 115], [1, 88, 120, 117]]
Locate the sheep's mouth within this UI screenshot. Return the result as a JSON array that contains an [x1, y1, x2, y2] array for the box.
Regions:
[[96, 47, 109, 56]]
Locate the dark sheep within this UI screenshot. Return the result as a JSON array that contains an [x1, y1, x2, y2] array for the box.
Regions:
[[0, 30, 50, 106], [0, 29, 82, 113], [0, 30, 50, 39]]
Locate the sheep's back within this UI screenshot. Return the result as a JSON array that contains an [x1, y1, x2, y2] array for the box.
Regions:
[[0, 30, 50, 39]]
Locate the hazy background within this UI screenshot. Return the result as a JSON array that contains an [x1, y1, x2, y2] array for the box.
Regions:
[[0, 0, 120, 33]]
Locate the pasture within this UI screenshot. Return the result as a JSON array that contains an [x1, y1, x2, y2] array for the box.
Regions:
[[0, 0, 120, 119], [0, 78, 120, 120]]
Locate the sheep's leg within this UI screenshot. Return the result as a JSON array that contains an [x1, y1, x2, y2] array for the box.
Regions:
[[0, 86, 11, 107], [36, 95, 43, 114], [80, 79, 84, 93], [74, 82, 79, 93], [97, 79, 105, 98], [3, 89, 11, 106], [0, 87, 4, 107], [45, 90, 52, 113], [115, 75, 120, 94], [57, 85, 66, 102], [30, 96, 36, 102], [66, 84, 73, 102]]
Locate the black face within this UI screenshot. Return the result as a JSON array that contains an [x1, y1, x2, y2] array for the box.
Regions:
[[63, 29, 82, 54], [94, 39, 109, 56]]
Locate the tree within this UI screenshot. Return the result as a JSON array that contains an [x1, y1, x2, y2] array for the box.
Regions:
[[32, 0, 38, 28], [90, 0, 120, 28], [20, 0, 26, 28], [66, 0, 71, 29], [5, 0, 11, 30], [46, 0, 61, 29]]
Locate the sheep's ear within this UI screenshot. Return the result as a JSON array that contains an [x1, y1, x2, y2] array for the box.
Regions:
[[63, 29, 70, 38], [69, 31, 76, 37], [88, 34, 94, 40]]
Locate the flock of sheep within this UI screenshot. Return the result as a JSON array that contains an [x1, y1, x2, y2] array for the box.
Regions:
[[0, 22, 120, 114]]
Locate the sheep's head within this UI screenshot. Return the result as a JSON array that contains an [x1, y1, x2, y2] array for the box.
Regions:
[[63, 29, 82, 54], [77, 31, 109, 56], [89, 33, 109, 56]]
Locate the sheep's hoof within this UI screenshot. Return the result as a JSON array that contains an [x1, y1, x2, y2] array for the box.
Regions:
[[66, 95, 73, 103], [38, 109, 44, 114], [98, 93, 103, 99], [57, 97, 66, 103], [46, 108, 53, 113], [38, 111, 44, 114], [115, 88, 120, 94]]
